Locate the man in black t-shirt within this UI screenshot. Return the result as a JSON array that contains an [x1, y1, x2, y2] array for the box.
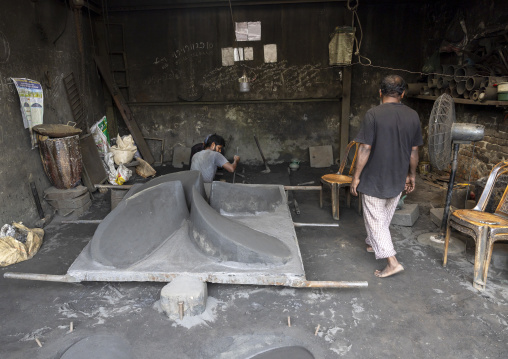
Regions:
[[351, 75, 423, 278]]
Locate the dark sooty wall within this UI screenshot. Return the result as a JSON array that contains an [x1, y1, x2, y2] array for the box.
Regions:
[[108, 3, 347, 163], [108, 1, 429, 164], [0, 2, 103, 225]]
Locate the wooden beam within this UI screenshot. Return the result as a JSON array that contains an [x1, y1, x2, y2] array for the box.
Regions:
[[340, 66, 352, 160], [94, 55, 155, 164]]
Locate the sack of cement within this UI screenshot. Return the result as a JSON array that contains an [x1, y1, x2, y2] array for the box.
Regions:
[[0, 223, 44, 267], [110, 134, 137, 165]]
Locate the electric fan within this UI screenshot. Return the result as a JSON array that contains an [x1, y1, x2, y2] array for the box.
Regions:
[[418, 94, 484, 246]]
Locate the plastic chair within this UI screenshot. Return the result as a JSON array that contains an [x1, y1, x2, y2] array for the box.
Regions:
[[443, 161, 508, 291], [320, 141, 361, 220]]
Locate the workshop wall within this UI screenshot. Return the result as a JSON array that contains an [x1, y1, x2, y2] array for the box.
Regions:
[[0, 1, 104, 225], [415, 0, 508, 181], [107, 1, 426, 164]]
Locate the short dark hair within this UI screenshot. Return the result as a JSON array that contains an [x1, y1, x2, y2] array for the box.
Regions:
[[205, 134, 225, 148], [380, 75, 406, 97]]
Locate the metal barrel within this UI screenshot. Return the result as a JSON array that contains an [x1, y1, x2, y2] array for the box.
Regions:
[[37, 134, 82, 189]]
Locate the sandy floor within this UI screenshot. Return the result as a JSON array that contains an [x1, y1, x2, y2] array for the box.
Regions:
[[1, 163, 507, 358]]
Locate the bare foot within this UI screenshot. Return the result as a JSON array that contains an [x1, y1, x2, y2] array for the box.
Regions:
[[366, 246, 374, 253], [374, 263, 404, 278]]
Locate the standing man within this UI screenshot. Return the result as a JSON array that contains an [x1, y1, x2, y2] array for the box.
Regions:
[[350, 75, 422, 278], [190, 134, 240, 183]]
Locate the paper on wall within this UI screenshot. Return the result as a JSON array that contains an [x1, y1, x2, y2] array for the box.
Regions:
[[11, 78, 44, 148]]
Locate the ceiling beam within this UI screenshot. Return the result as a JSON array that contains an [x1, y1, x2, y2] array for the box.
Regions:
[[106, 0, 348, 12]]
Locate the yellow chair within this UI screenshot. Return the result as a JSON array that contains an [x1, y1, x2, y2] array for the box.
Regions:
[[320, 141, 361, 220], [444, 161, 508, 291]]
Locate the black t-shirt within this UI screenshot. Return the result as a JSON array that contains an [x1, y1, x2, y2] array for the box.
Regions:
[[354, 102, 423, 199]]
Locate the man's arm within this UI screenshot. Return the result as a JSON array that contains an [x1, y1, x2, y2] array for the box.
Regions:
[[222, 155, 240, 173], [405, 146, 419, 193], [350, 144, 371, 196]]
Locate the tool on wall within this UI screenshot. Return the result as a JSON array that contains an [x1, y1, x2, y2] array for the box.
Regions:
[[253, 135, 270, 173]]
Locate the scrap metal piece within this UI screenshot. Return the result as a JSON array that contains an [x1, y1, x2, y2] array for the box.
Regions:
[[294, 199, 301, 215]]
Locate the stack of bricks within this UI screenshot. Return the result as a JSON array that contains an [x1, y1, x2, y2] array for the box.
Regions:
[[458, 124, 508, 181]]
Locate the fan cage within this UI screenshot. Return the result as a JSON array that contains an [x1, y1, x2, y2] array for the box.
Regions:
[[428, 94, 455, 171]]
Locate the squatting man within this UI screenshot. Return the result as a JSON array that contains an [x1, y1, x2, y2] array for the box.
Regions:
[[190, 134, 240, 183], [350, 74, 423, 278]]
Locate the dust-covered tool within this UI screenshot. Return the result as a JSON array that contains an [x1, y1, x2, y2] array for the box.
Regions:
[[253, 135, 271, 173], [233, 146, 238, 184]]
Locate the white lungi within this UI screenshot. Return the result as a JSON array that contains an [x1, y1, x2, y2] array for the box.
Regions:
[[361, 192, 402, 259]]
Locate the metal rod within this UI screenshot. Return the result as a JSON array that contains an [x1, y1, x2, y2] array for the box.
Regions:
[[284, 186, 322, 191], [127, 99, 341, 106], [441, 143, 460, 232], [30, 182, 45, 219], [95, 184, 133, 189], [293, 222, 339, 227], [3, 272, 366, 288], [297, 181, 315, 186], [253, 135, 270, 173], [294, 281, 368, 288], [3, 273, 80, 283], [61, 220, 102, 224]]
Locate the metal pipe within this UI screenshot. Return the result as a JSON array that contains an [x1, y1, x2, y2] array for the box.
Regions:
[[4, 273, 80, 283], [440, 143, 460, 232], [3, 272, 367, 288], [466, 76, 484, 91], [294, 280, 368, 288], [127, 98, 341, 106], [293, 222, 339, 227], [61, 220, 102, 224], [284, 186, 321, 191], [95, 184, 133, 189]]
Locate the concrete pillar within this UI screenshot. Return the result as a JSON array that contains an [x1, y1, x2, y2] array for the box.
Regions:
[[160, 276, 207, 320]]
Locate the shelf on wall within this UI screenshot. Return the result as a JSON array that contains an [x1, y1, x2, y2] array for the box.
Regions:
[[409, 95, 508, 107]]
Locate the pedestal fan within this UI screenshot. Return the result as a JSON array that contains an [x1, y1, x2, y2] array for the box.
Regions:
[[418, 94, 484, 249]]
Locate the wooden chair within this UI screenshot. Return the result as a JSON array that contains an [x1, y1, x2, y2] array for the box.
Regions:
[[443, 161, 508, 291], [320, 141, 361, 220]]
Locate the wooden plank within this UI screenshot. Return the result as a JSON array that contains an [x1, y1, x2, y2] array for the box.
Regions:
[[79, 134, 108, 192], [411, 95, 508, 107], [94, 55, 155, 164]]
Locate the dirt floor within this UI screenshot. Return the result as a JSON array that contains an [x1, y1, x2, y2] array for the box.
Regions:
[[1, 163, 507, 358]]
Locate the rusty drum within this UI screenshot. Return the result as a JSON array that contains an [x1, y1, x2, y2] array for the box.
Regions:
[[38, 134, 82, 189]]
